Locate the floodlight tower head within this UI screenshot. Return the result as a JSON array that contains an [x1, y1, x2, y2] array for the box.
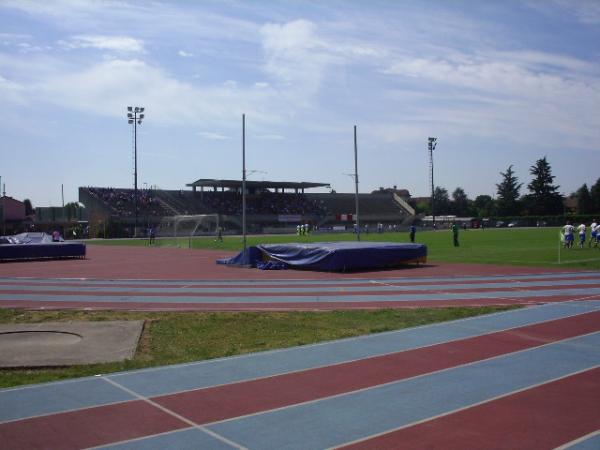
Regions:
[[428, 137, 437, 151]]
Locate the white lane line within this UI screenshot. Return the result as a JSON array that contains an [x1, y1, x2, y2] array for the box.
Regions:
[[107, 301, 595, 379], [329, 364, 600, 450], [203, 332, 600, 428], [2, 304, 599, 426], [0, 398, 135, 426], [554, 429, 600, 450], [100, 377, 246, 450], [84, 427, 195, 450]]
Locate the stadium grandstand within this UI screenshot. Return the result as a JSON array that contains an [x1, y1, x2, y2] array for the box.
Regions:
[[79, 179, 415, 237]]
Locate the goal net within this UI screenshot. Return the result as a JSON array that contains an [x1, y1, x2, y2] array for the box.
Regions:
[[154, 214, 220, 248]]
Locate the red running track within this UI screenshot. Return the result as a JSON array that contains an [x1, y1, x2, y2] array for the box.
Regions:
[[0, 245, 573, 281], [2, 311, 599, 450], [340, 367, 600, 450]]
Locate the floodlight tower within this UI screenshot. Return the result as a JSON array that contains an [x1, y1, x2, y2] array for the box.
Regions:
[[428, 137, 437, 228], [127, 106, 145, 237]]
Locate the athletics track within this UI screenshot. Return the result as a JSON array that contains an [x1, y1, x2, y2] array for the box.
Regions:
[[0, 245, 599, 449]]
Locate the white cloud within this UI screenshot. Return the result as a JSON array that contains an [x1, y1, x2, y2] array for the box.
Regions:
[[254, 82, 269, 88], [178, 50, 193, 58], [260, 19, 329, 98], [527, 0, 600, 25], [67, 35, 144, 52], [379, 50, 600, 149], [258, 19, 385, 107], [0, 74, 26, 104], [26, 58, 285, 126], [197, 131, 229, 140], [254, 133, 284, 140]]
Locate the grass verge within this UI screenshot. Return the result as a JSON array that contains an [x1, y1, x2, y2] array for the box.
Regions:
[[88, 228, 600, 270], [0, 306, 518, 388]]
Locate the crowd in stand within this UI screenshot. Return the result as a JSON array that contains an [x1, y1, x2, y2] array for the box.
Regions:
[[85, 187, 167, 217], [84, 187, 330, 218]]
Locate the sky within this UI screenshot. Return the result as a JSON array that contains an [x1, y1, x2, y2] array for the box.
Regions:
[[0, 0, 599, 207]]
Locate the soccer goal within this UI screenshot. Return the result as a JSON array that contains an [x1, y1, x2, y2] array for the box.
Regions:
[[155, 214, 220, 248]]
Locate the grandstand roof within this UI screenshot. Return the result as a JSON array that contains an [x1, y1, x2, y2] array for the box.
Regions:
[[186, 179, 330, 191]]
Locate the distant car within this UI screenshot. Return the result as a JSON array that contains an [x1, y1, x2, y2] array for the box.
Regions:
[[508, 221, 518, 227], [496, 221, 505, 227]]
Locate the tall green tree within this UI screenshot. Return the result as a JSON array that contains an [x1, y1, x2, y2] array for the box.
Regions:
[[451, 187, 470, 216], [524, 156, 563, 215], [496, 165, 522, 216], [433, 186, 451, 215], [473, 195, 495, 217], [575, 184, 592, 214], [590, 178, 600, 213], [23, 199, 34, 216]]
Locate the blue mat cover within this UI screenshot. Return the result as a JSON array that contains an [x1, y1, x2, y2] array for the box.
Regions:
[[218, 241, 426, 272], [0, 233, 86, 261]]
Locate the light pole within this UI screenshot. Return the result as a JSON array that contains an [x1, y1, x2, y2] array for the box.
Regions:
[[127, 106, 145, 237], [428, 137, 437, 229], [354, 125, 360, 242]]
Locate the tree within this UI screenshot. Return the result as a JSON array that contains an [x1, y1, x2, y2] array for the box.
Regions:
[[523, 156, 563, 215], [473, 195, 495, 217], [496, 165, 522, 216], [415, 199, 430, 215], [575, 184, 592, 214], [451, 187, 470, 216], [64, 202, 83, 220], [590, 178, 600, 213], [433, 186, 451, 215], [23, 199, 34, 216]]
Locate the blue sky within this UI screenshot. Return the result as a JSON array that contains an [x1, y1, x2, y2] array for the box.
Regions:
[[1, 0, 599, 207]]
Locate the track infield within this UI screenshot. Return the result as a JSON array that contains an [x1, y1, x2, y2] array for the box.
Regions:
[[1, 245, 599, 449]]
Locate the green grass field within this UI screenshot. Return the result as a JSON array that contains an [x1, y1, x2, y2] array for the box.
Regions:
[[0, 306, 516, 388], [89, 227, 600, 270], [4, 226, 596, 388]]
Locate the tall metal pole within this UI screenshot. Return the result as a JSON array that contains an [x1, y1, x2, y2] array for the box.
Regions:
[[354, 125, 360, 242], [61, 184, 64, 208], [0, 176, 4, 235], [127, 106, 145, 238], [428, 137, 437, 229], [242, 114, 247, 260], [134, 117, 138, 237]]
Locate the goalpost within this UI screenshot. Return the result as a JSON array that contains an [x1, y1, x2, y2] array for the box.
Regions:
[[155, 214, 220, 248]]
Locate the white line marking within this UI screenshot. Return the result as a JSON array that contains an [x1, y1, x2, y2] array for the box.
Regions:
[[329, 364, 600, 450], [2, 303, 599, 425], [204, 332, 600, 427], [553, 429, 600, 450], [100, 377, 246, 450], [84, 426, 195, 450]]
